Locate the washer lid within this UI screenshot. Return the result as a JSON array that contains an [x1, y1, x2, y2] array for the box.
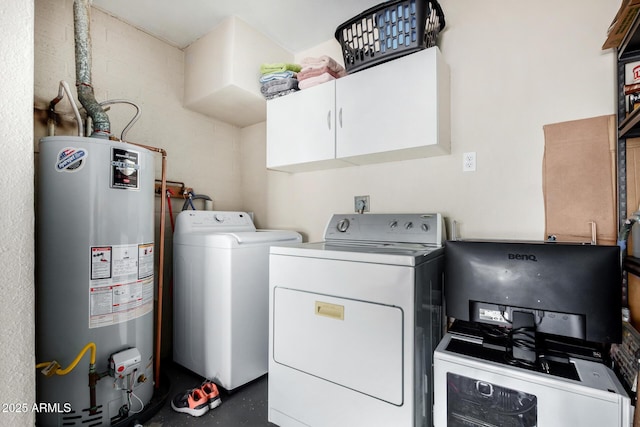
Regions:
[[174, 211, 256, 235], [232, 230, 303, 244], [176, 229, 302, 248]]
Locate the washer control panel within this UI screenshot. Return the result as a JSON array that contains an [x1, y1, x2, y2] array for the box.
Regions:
[[175, 211, 256, 232], [325, 213, 445, 245]]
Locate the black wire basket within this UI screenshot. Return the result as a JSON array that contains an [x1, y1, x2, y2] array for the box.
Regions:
[[335, 0, 445, 74]]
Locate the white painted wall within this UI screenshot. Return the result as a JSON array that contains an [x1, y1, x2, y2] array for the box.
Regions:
[[240, 0, 620, 242], [0, 1, 35, 426]]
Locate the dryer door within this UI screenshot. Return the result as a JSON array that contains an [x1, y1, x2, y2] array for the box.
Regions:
[[273, 287, 404, 405]]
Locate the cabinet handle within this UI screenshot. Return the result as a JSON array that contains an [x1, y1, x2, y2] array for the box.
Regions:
[[339, 108, 343, 128], [327, 110, 332, 130]]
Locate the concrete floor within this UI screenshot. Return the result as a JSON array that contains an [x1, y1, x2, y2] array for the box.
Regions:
[[143, 362, 273, 427]]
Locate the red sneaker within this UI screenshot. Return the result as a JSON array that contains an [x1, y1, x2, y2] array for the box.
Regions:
[[201, 380, 222, 409], [170, 387, 210, 417]]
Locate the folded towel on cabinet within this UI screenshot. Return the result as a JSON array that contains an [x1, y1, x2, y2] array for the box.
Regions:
[[298, 73, 336, 90], [259, 70, 296, 83], [260, 63, 301, 74], [299, 55, 347, 77], [260, 77, 299, 97], [297, 66, 342, 81], [259, 57, 343, 95]]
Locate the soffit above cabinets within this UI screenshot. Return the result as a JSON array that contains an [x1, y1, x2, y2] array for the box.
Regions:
[[182, 16, 294, 127], [92, 0, 380, 52]]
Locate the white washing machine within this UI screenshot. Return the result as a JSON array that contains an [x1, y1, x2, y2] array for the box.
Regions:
[[173, 210, 301, 390], [268, 213, 446, 427]]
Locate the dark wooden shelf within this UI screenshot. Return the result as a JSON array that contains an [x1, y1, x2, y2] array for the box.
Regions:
[[619, 8, 640, 61]]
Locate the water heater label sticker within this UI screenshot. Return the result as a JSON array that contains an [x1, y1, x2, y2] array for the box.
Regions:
[[91, 246, 112, 280], [55, 147, 87, 172], [89, 277, 153, 329], [138, 243, 154, 279], [88, 243, 153, 329], [111, 148, 140, 189], [90, 287, 113, 317], [112, 245, 139, 279]]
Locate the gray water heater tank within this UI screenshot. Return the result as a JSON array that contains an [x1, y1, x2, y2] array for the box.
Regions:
[[36, 136, 155, 426]]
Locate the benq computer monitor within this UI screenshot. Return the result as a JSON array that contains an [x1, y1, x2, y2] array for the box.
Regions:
[[444, 240, 621, 345]]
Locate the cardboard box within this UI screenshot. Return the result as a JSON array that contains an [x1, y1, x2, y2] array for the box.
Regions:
[[627, 138, 640, 217], [603, 0, 640, 50], [543, 115, 617, 245]]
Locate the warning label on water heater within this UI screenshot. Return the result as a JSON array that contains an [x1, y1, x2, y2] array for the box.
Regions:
[[89, 243, 154, 329]]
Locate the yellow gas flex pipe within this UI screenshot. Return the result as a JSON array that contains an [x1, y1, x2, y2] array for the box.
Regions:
[[36, 342, 96, 375], [36, 342, 100, 414]]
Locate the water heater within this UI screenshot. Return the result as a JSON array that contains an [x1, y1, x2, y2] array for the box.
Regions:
[[36, 136, 155, 426]]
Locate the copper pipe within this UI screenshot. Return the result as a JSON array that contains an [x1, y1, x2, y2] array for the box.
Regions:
[[126, 140, 167, 390]]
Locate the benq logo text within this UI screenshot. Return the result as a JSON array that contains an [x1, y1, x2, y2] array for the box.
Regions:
[[508, 253, 538, 262]]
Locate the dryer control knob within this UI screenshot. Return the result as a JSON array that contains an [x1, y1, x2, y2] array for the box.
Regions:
[[337, 218, 350, 232], [389, 220, 398, 229], [214, 214, 225, 223], [405, 222, 413, 230], [421, 223, 430, 232]]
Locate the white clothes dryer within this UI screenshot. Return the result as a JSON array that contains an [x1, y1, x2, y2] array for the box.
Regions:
[[173, 211, 301, 390], [268, 213, 446, 427]]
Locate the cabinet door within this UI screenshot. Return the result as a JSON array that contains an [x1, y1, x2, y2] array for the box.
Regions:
[[266, 82, 338, 171], [336, 47, 450, 164]]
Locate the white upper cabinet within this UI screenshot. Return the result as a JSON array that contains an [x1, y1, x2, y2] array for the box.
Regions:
[[266, 47, 450, 172], [266, 81, 353, 172], [336, 47, 450, 164]]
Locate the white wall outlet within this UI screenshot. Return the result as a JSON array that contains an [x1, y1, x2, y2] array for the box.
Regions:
[[463, 152, 476, 172], [354, 195, 370, 213]]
